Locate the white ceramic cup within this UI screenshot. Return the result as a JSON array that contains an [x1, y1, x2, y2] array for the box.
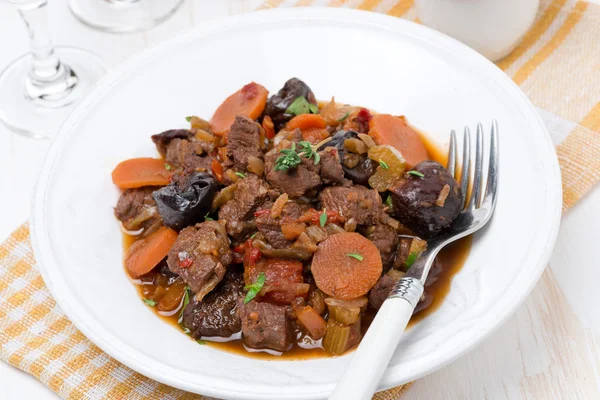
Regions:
[[415, 0, 540, 62]]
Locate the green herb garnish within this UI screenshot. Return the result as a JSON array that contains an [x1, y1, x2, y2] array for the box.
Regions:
[[338, 112, 350, 122], [286, 96, 319, 116], [204, 212, 214, 221], [244, 272, 266, 304], [299, 137, 334, 165], [197, 340, 207, 345], [319, 208, 327, 227], [385, 194, 393, 209], [275, 142, 302, 171], [250, 232, 257, 239], [379, 160, 389, 170], [186, 116, 192, 122], [346, 253, 364, 261], [142, 298, 157, 307], [405, 251, 419, 268], [178, 286, 192, 333], [165, 163, 172, 171], [298, 141, 321, 165], [408, 170, 425, 178], [180, 287, 191, 318], [235, 172, 247, 179]]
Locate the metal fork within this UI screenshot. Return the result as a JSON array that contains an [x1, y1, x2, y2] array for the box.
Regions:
[[329, 121, 499, 400]]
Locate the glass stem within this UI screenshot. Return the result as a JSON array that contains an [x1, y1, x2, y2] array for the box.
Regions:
[[17, 0, 78, 104]]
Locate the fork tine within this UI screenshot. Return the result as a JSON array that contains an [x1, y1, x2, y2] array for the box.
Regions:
[[482, 120, 499, 211], [468, 123, 485, 209], [459, 127, 471, 208], [447, 130, 457, 178]]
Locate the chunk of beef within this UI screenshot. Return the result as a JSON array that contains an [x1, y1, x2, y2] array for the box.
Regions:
[[318, 185, 384, 226], [151, 129, 194, 156], [392, 237, 413, 270], [358, 224, 399, 269], [238, 300, 294, 352], [369, 274, 396, 310], [182, 271, 244, 338], [114, 187, 162, 236], [165, 138, 213, 171], [167, 221, 232, 300], [255, 202, 309, 249], [318, 147, 345, 185], [390, 161, 461, 238], [218, 174, 269, 238], [264, 78, 317, 130], [226, 115, 264, 170], [264, 153, 321, 198]]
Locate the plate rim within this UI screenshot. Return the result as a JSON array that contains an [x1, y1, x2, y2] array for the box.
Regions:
[[30, 7, 563, 399]]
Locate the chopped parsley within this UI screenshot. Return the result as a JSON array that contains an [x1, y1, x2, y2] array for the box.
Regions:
[[235, 172, 247, 179], [385, 194, 393, 209], [250, 232, 257, 239], [319, 208, 327, 227], [197, 340, 207, 345], [379, 160, 389, 170], [164, 163, 172, 171], [346, 253, 364, 261], [178, 286, 192, 333], [142, 298, 157, 307], [408, 170, 425, 178], [275, 142, 302, 171], [244, 272, 266, 304], [286, 96, 319, 116], [338, 112, 350, 122], [405, 251, 419, 268], [298, 141, 321, 165], [185, 116, 192, 122], [204, 212, 214, 221]]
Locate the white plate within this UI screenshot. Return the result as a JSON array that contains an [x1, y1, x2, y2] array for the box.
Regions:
[[31, 8, 562, 400]]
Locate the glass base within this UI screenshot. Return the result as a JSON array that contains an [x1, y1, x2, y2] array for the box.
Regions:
[[68, 0, 185, 33], [0, 47, 107, 139]]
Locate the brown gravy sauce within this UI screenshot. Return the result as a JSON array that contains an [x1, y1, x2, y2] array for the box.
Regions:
[[122, 133, 472, 360]]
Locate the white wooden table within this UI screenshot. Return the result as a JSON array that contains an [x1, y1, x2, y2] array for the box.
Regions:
[[1, 1, 599, 399]]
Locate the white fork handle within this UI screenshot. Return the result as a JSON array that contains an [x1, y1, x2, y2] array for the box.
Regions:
[[328, 297, 415, 400]]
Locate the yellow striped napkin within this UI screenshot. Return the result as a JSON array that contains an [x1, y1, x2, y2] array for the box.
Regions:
[[1, 0, 599, 399]]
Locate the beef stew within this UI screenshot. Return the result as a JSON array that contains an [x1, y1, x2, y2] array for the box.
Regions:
[[114, 78, 471, 359]]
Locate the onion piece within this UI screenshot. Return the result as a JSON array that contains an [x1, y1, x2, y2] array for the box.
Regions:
[[212, 183, 238, 210], [247, 156, 265, 176], [271, 193, 288, 218]]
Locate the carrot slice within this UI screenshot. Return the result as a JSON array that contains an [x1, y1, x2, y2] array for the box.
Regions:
[[302, 128, 330, 144], [210, 82, 269, 137], [125, 227, 178, 278], [111, 158, 172, 189], [287, 114, 327, 131], [368, 114, 429, 168], [311, 232, 382, 300]]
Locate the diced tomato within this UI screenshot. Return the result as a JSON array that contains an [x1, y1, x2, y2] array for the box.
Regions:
[[211, 159, 224, 183], [297, 208, 344, 225], [356, 108, 372, 125], [254, 209, 271, 217], [178, 257, 193, 269], [244, 248, 262, 266], [244, 258, 306, 304]]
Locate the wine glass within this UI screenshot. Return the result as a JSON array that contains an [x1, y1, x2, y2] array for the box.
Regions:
[[0, 0, 107, 139], [68, 0, 185, 33]]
